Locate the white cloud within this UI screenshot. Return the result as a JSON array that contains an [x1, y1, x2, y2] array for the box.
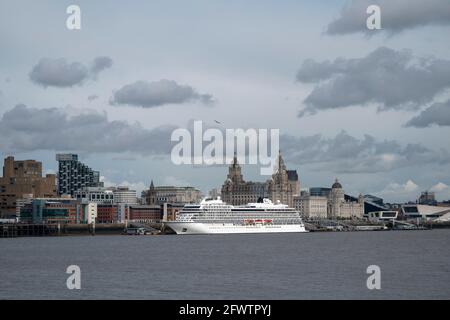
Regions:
[[100, 176, 147, 195], [376, 179, 419, 202], [430, 182, 449, 192], [429, 182, 450, 200]]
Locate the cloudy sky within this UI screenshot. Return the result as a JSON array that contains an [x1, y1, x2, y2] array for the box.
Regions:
[[1, 0, 450, 202]]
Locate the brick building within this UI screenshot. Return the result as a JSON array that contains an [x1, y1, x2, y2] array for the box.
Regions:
[[0, 156, 56, 218]]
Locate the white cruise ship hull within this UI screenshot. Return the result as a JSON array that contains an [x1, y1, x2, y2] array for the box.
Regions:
[[166, 222, 307, 235]]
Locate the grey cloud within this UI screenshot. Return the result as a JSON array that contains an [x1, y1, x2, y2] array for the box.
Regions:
[[327, 0, 450, 35], [405, 100, 450, 127], [90, 56, 113, 76], [29, 57, 113, 88], [88, 94, 99, 102], [2, 105, 448, 175], [0, 104, 174, 154], [280, 131, 450, 173], [110, 80, 214, 108], [296, 47, 450, 116]]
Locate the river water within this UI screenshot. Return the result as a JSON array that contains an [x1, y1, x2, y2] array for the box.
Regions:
[[1, 230, 449, 299]]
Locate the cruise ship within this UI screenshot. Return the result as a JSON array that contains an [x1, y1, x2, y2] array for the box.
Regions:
[[165, 197, 307, 234]]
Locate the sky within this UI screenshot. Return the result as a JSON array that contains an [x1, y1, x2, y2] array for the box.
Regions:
[[1, 0, 450, 202]]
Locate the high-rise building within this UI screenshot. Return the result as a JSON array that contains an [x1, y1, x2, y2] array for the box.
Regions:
[[0, 156, 56, 218], [221, 152, 300, 207], [56, 154, 103, 196]]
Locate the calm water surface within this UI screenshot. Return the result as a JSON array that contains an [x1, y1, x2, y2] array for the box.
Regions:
[[1, 230, 449, 299]]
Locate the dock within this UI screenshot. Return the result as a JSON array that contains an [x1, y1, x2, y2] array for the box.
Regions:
[[1, 223, 61, 238]]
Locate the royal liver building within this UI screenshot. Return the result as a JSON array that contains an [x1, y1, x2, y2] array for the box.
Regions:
[[221, 152, 299, 207]]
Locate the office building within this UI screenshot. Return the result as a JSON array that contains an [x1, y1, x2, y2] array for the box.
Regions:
[[294, 193, 328, 219], [20, 197, 95, 224], [74, 187, 114, 204], [143, 181, 202, 205], [294, 179, 364, 219], [113, 186, 138, 204], [0, 156, 56, 218]]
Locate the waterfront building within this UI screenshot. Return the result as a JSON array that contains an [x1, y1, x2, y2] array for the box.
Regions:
[[367, 211, 398, 223], [363, 194, 388, 215], [19, 197, 95, 224], [0, 156, 56, 218], [74, 186, 137, 223], [128, 205, 162, 222], [401, 204, 450, 221], [328, 179, 364, 219], [293, 179, 364, 219], [96, 204, 119, 224], [221, 152, 299, 207], [142, 181, 202, 205], [56, 154, 103, 196], [15, 194, 33, 218], [96, 203, 127, 224], [293, 193, 328, 219], [162, 203, 185, 221]]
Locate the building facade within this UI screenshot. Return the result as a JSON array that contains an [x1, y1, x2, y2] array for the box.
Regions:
[[56, 154, 103, 196], [293, 194, 328, 219], [96, 204, 119, 224], [294, 179, 364, 219], [221, 153, 299, 207], [74, 186, 137, 223], [113, 187, 138, 204], [20, 197, 95, 224], [74, 187, 114, 204], [143, 181, 202, 205], [128, 205, 162, 222], [0, 156, 56, 218], [327, 179, 364, 219]]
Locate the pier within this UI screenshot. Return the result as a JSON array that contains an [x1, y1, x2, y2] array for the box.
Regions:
[[0, 223, 127, 238], [1, 223, 61, 238]]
